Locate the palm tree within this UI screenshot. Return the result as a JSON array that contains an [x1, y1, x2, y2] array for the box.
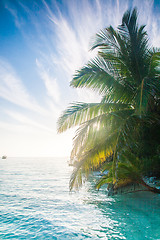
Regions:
[[96, 150, 160, 195], [58, 8, 160, 193]]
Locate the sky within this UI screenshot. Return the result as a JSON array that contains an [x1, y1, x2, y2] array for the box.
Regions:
[[0, 0, 160, 157]]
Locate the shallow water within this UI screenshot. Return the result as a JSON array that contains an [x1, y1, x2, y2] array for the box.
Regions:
[[0, 157, 160, 239]]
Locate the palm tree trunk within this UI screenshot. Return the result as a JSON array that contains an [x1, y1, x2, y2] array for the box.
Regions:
[[139, 179, 160, 194]]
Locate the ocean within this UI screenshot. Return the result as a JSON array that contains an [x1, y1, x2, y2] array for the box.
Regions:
[[0, 157, 160, 239]]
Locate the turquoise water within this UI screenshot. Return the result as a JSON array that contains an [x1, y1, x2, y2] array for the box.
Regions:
[[0, 157, 160, 239]]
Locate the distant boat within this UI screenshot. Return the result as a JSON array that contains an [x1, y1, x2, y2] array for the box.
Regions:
[[2, 155, 7, 159]]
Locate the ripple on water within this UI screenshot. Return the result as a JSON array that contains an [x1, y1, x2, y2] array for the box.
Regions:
[[0, 157, 160, 239]]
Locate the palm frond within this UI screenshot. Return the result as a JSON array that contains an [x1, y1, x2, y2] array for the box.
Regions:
[[58, 7, 160, 193], [95, 175, 113, 190], [57, 101, 132, 133], [70, 57, 124, 95]]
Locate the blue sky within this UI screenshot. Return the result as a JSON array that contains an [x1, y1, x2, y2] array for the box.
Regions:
[[0, 0, 159, 157]]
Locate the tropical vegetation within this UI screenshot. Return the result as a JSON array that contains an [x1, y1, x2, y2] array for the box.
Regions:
[[58, 8, 160, 194]]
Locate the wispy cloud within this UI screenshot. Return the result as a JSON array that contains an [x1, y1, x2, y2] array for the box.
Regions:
[[42, 0, 129, 101], [4, 2, 24, 29], [45, 0, 103, 75], [5, 0, 159, 82], [0, 59, 47, 114], [2, 0, 160, 157], [6, 0, 159, 102], [36, 59, 60, 103], [5, 110, 55, 134], [46, 0, 159, 74], [41, 0, 160, 106], [132, 0, 160, 47]]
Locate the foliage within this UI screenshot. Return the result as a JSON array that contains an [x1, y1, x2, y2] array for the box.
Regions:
[[57, 8, 160, 193]]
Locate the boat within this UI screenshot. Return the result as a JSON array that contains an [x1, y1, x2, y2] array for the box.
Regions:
[[2, 155, 7, 159]]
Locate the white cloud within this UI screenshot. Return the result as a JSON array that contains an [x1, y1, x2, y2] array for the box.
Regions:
[[36, 59, 60, 103], [4, 3, 23, 29], [45, 1, 100, 76], [5, 110, 55, 134], [132, 0, 160, 47], [42, 0, 128, 103], [0, 59, 48, 114], [151, 20, 160, 47], [2, 0, 160, 157]]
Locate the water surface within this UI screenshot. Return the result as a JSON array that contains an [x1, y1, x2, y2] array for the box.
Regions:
[[0, 157, 160, 239]]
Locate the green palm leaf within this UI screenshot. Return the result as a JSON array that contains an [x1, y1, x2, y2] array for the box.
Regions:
[[57, 101, 132, 133], [58, 7, 160, 193]]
